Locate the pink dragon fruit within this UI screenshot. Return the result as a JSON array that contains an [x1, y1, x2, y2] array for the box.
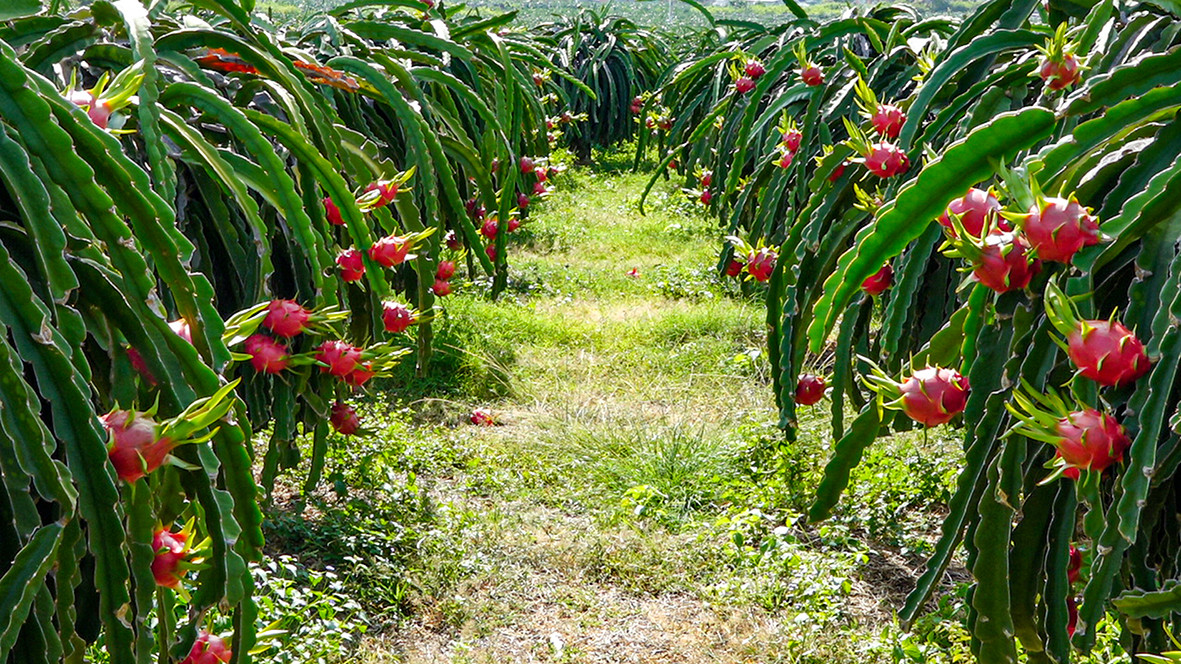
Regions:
[[243, 334, 289, 374], [262, 300, 310, 338]]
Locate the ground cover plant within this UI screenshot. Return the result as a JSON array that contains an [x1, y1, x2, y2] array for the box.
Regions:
[[0, 0, 1179, 662]]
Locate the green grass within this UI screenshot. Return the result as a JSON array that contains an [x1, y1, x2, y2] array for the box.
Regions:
[[256, 155, 1031, 663]]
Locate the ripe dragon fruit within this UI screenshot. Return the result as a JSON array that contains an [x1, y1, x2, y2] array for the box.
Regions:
[[724, 259, 745, 277], [337, 248, 365, 282], [470, 408, 495, 426], [518, 192, 532, 208], [316, 340, 361, 379], [1054, 409, 1130, 478], [330, 402, 361, 436], [744, 61, 766, 79], [345, 363, 375, 387], [181, 631, 232, 664], [444, 230, 462, 250], [1067, 319, 1150, 387], [262, 300, 310, 338], [532, 181, 547, 196], [243, 334, 289, 374], [1067, 596, 1078, 636], [700, 170, 713, 188], [436, 260, 457, 280], [103, 410, 173, 483], [365, 180, 398, 207], [735, 77, 755, 94], [508, 217, 522, 233], [862, 264, 894, 295], [938, 188, 1007, 238], [801, 65, 824, 86], [864, 364, 970, 426], [486, 245, 498, 262], [870, 104, 906, 139], [864, 142, 909, 178], [777, 152, 794, 169], [782, 128, 803, 153], [1039, 53, 1081, 91], [699, 190, 712, 205], [481, 218, 499, 240], [382, 302, 418, 333], [368, 235, 412, 267], [970, 230, 1041, 293], [1068, 545, 1082, 584], [795, 374, 826, 406], [746, 247, 777, 282], [432, 279, 452, 297], [323, 197, 344, 226], [897, 368, 971, 426], [520, 156, 535, 174], [151, 525, 197, 589], [1017, 196, 1100, 263]]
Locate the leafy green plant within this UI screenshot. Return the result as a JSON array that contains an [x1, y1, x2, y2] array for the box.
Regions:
[[654, 0, 1181, 658]]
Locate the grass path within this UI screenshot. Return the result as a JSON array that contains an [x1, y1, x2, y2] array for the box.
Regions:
[[277, 165, 971, 663]]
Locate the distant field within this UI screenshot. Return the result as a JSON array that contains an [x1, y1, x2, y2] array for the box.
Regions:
[[269, 0, 981, 30]]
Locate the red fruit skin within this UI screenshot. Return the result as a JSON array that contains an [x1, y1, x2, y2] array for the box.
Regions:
[[532, 181, 547, 196], [382, 302, 417, 333], [368, 235, 411, 267], [520, 157, 535, 174], [827, 161, 848, 182], [365, 181, 398, 207], [481, 218, 499, 240], [151, 528, 189, 588], [68, 90, 112, 129], [1040, 54, 1081, 91], [182, 631, 232, 664], [323, 197, 344, 226], [102, 411, 173, 483], [862, 264, 894, 295], [485, 245, 498, 262], [744, 61, 766, 79], [444, 230, 462, 251], [864, 143, 908, 178], [898, 367, 970, 427], [1068, 545, 1082, 585], [316, 340, 361, 378], [700, 172, 713, 188], [795, 374, 826, 405], [432, 279, 452, 297], [801, 66, 824, 86], [746, 248, 777, 282], [330, 402, 361, 435], [1067, 596, 1078, 636], [337, 248, 365, 282], [470, 408, 494, 426], [938, 188, 1007, 237], [263, 300, 310, 338], [735, 77, 755, 94], [782, 129, 803, 153], [345, 364, 375, 387], [508, 218, 522, 233], [1067, 320, 1150, 387], [436, 260, 457, 280], [724, 259, 745, 277], [778, 153, 794, 169], [244, 334, 289, 374], [699, 190, 712, 205], [518, 192, 531, 208], [871, 104, 906, 140], [1020, 197, 1101, 263], [1055, 409, 1130, 477], [971, 230, 1041, 293]]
